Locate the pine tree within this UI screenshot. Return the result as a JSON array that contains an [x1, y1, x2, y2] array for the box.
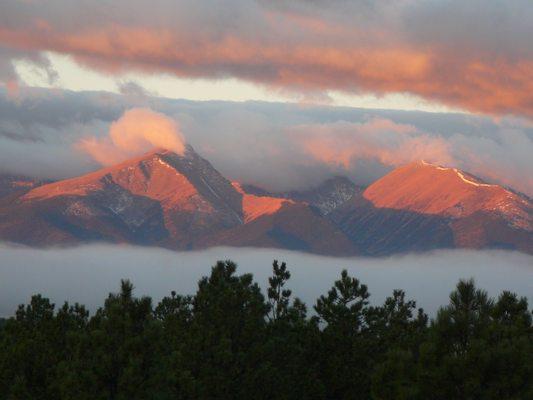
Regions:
[[0, 262, 530, 400], [314, 270, 372, 399]]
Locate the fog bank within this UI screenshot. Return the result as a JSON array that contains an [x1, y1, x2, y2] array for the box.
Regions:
[[0, 244, 531, 317]]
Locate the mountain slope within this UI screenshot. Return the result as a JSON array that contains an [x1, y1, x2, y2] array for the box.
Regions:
[[241, 176, 362, 215], [0, 175, 47, 202], [332, 161, 532, 255], [0, 148, 358, 254], [279, 176, 362, 215], [364, 161, 531, 231], [1, 147, 244, 247], [202, 201, 357, 255], [222, 180, 358, 254], [231, 182, 293, 223]]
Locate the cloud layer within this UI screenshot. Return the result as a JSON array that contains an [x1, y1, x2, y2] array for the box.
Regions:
[[290, 118, 533, 195], [0, 89, 532, 196], [292, 118, 454, 169], [77, 107, 186, 165], [0, 1, 532, 117]]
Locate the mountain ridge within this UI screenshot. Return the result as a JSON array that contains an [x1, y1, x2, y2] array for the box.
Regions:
[[363, 160, 531, 231], [0, 149, 531, 255]]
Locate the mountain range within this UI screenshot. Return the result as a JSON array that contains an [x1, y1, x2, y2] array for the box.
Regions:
[[0, 146, 531, 256]]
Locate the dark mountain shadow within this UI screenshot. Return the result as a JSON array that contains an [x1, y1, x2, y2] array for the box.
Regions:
[[329, 195, 455, 256], [0, 174, 50, 201]]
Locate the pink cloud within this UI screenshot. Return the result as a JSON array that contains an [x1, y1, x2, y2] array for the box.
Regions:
[[292, 118, 454, 170], [0, 1, 531, 117], [289, 118, 533, 196], [77, 107, 185, 165]]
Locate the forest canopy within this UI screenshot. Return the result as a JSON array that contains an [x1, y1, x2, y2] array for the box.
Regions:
[[0, 260, 531, 399]]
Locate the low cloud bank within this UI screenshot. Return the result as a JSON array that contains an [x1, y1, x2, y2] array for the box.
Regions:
[[0, 244, 531, 317]]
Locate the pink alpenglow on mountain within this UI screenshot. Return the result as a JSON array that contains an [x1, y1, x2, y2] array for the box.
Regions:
[[0, 149, 531, 256]]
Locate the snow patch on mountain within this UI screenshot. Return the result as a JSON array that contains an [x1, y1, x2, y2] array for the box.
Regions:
[[279, 176, 362, 215], [420, 160, 498, 188]]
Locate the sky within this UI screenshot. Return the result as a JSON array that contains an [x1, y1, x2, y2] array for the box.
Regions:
[[13, 51, 458, 113], [0, 0, 532, 195], [1, 0, 531, 115]]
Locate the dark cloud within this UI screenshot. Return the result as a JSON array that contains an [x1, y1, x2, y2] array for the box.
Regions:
[[116, 80, 154, 98], [404, 0, 533, 59], [0, 1, 531, 117]]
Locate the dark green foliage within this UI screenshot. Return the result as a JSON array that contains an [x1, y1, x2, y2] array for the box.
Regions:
[[0, 296, 88, 399], [0, 263, 531, 399], [314, 270, 372, 399]]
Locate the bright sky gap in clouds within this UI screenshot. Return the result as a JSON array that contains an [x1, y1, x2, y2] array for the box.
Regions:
[[13, 52, 460, 113]]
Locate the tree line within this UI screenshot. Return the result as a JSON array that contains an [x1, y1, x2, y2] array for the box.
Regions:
[[0, 260, 531, 399]]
